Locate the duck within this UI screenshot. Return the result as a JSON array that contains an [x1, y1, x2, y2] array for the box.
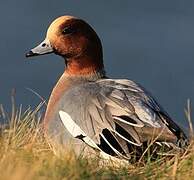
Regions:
[[26, 15, 187, 160]]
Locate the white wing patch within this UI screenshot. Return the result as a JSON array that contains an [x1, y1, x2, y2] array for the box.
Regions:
[[59, 110, 100, 150], [59, 110, 131, 160]]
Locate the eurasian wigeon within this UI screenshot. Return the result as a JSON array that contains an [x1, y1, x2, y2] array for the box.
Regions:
[[26, 15, 187, 160]]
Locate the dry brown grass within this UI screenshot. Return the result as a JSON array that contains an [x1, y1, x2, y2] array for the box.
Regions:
[[0, 99, 193, 180]]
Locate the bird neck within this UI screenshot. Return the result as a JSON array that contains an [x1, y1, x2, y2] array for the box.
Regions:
[[64, 53, 105, 81]]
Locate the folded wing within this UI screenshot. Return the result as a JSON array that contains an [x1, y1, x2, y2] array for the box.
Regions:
[[59, 79, 187, 159]]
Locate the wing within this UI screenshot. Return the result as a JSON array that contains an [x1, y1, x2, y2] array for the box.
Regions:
[[58, 78, 187, 159]]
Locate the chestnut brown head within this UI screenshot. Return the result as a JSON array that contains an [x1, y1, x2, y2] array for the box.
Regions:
[[26, 16, 103, 64]]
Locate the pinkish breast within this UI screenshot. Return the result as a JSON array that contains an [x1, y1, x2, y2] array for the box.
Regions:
[[43, 73, 72, 131]]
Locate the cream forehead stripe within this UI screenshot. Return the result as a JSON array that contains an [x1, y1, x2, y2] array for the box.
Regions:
[[46, 16, 77, 39]]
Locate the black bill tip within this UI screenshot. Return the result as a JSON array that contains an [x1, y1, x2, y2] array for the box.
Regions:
[[25, 50, 38, 58]]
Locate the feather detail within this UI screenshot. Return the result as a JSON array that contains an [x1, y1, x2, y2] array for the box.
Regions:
[[54, 78, 187, 159], [59, 110, 100, 149], [113, 116, 144, 128], [100, 133, 130, 159]]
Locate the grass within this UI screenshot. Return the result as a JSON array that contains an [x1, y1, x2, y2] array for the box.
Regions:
[[0, 97, 194, 179]]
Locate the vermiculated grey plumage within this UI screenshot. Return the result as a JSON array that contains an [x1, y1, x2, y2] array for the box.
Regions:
[[48, 78, 187, 159]]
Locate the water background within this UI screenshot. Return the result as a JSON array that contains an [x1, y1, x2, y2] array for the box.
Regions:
[[0, 1, 194, 129]]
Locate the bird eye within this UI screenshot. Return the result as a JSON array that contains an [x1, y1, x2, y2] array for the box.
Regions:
[[62, 26, 76, 34]]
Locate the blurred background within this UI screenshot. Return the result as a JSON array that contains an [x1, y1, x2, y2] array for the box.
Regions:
[[0, 0, 194, 129]]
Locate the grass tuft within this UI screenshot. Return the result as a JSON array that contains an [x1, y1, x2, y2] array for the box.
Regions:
[[0, 100, 193, 179]]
